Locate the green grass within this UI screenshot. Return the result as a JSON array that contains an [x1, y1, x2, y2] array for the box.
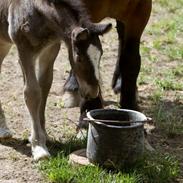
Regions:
[[39, 138, 179, 183], [155, 78, 183, 91], [136, 153, 179, 183], [139, 0, 183, 137], [143, 0, 183, 63], [172, 66, 183, 77], [40, 154, 140, 183], [151, 102, 183, 137]]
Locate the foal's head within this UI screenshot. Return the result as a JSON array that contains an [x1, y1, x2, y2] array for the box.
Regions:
[[44, 0, 111, 99], [70, 23, 111, 99]]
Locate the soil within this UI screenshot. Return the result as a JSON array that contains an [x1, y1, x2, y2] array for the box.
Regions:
[[0, 19, 183, 182]]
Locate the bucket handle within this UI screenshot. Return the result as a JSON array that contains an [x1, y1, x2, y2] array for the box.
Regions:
[[84, 117, 152, 125]]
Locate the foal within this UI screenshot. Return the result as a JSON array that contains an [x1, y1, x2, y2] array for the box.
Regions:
[[0, 0, 111, 160]]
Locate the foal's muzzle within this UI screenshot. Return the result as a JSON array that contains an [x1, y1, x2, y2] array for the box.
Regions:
[[80, 85, 99, 100]]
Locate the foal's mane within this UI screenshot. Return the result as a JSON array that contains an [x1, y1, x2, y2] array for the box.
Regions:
[[49, 0, 91, 27]]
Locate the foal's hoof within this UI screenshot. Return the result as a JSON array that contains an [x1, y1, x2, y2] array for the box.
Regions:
[[112, 77, 121, 94], [62, 91, 80, 108], [0, 128, 12, 139], [32, 146, 50, 161], [112, 76, 121, 94]]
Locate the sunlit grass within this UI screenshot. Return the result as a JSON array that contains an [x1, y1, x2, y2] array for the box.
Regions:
[[155, 78, 183, 91], [40, 155, 140, 183], [39, 138, 179, 183]]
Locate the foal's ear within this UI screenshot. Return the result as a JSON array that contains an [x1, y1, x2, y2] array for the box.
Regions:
[[91, 23, 112, 35], [72, 27, 89, 42]]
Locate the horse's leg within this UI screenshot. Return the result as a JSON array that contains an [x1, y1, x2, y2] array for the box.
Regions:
[[112, 20, 139, 108], [17, 47, 49, 161], [119, 2, 151, 110], [119, 35, 141, 110], [62, 70, 80, 108], [112, 21, 125, 94], [37, 43, 60, 139], [0, 42, 12, 139]]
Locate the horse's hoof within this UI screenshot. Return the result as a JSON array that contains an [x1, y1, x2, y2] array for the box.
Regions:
[[112, 77, 121, 94], [32, 146, 50, 161], [0, 128, 12, 139], [62, 91, 80, 108]]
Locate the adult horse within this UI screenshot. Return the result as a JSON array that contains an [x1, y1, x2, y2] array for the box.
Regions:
[[63, 0, 152, 111], [0, 0, 111, 160]]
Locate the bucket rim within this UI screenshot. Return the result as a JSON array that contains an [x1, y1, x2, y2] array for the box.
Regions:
[[86, 109, 147, 129]]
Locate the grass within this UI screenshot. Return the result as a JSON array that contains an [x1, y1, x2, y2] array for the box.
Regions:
[[39, 137, 179, 183], [46, 136, 87, 157], [155, 78, 183, 91], [151, 102, 183, 137], [139, 0, 183, 137], [40, 155, 140, 183]]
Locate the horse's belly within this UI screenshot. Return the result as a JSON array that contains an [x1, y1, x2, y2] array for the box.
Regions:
[[82, 0, 146, 22]]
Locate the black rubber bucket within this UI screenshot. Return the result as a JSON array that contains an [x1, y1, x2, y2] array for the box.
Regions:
[[86, 109, 147, 169]]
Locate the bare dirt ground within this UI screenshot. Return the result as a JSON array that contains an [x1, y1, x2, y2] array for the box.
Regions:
[[0, 18, 183, 182]]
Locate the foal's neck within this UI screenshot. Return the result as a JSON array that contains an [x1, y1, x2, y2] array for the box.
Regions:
[[35, 0, 89, 42]]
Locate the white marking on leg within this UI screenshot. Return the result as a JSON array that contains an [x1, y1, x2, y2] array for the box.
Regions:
[[32, 145, 50, 161]]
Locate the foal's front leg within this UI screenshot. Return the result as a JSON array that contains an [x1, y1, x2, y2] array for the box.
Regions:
[[37, 43, 60, 138], [0, 42, 12, 139], [18, 48, 49, 161]]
